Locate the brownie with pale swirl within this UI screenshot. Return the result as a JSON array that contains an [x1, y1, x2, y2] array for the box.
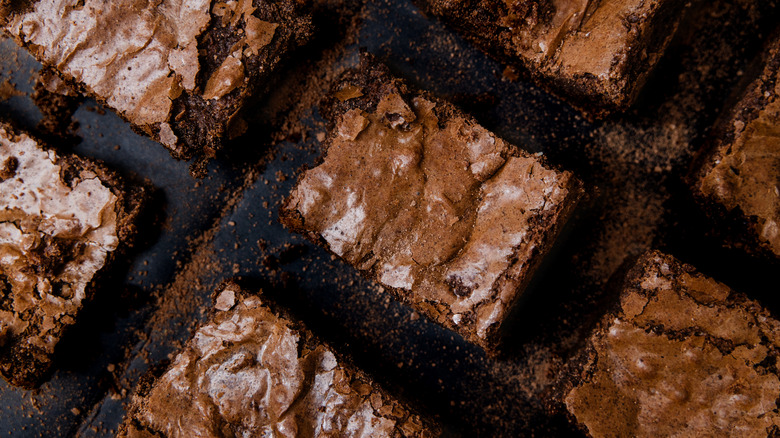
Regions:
[[281, 58, 583, 354], [1, 0, 312, 167], [118, 283, 440, 438], [564, 250, 780, 437], [0, 121, 146, 388]]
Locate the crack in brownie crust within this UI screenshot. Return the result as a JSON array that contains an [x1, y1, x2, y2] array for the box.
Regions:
[[281, 59, 583, 353], [119, 284, 439, 438], [565, 251, 780, 437]]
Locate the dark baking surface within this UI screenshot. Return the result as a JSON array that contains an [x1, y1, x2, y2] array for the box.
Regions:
[[0, 0, 779, 436]]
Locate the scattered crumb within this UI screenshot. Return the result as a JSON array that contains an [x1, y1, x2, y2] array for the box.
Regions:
[[0, 79, 23, 101]]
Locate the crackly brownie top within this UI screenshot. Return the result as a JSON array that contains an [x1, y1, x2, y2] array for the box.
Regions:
[[0, 124, 118, 353], [285, 88, 577, 343], [454, 0, 654, 71], [123, 286, 434, 438], [697, 60, 780, 257], [4, 0, 281, 148], [433, 0, 681, 101], [565, 251, 780, 437]]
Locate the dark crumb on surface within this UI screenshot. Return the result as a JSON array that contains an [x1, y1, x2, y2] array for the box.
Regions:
[[32, 68, 82, 145]]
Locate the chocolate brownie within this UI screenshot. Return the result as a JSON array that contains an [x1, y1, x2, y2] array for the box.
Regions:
[[280, 58, 583, 353], [118, 283, 440, 438], [690, 35, 780, 259], [0, 121, 147, 388], [1, 0, 312, 164], [564, 250, 780, 437], [415, 0, 688, 118]]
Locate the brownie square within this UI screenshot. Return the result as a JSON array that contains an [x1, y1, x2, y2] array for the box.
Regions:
[[415, 0, 688, 117], [0, 121, 146, 388], [689, 36, 780, 259], [118, 283, 439, 438], [1, 0, 312, 163], [564, 250, 780, 437], [281, 58, 583, 353]]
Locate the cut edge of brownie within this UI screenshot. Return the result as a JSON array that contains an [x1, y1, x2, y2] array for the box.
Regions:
[[687, 34, 780, 259], [0, 120, 149, 388], [0, 0, 30, 27], [542, 248, 645, 419], [117, 279, 443, 437], [280, 53, 585, 355], [31, 66, 84, 145]]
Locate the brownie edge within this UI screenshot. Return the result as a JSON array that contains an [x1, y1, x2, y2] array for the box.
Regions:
[[118, 282, 441, 438], [2, 0, 313, 165]]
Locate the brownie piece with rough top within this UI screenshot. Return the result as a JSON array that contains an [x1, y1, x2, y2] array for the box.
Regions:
[[118, 283, 440, 438], [0, 121, 146, 388], [564, 250, 780, 437], [1, 0, 312, 167], [416, 0, 688, 118], [281, 57, 583, 354], [690, 36, 780, 259]]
